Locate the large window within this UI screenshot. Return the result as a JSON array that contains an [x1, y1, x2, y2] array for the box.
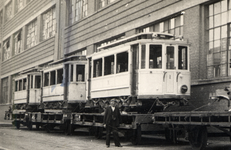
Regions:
[[1, 78, 8, 104], [15, 0, 25, 13], [138, 14, 184, 37], [69, 0, 88, 25], [26, 19, 37, 49], [3, 40, 11, 61], [95, 0, 117, 10], [149, 45, 162, 69], [42, 7, 56, 40], [14, 30, 22, 55], [5, 1, 12, 22], [207, 0, 231, 78]]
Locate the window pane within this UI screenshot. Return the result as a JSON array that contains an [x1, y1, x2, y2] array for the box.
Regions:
[[117, 52, 128, 73], [19, 80, 22, 91], [166, 46, 175, 69], [149, 45, 162, 69], [50, 71, 56, 85], [209, 29, 214, 41], [93, 59, 102, 77], [214, 27, 220, 40], [104, 55, 114, 75], [221, 12, 227, 25], [31, 75, 33, 88], [44, 72, 49, 86], [15, 81, 18, 91], [214, 52, 221, 65], [209, 16, 214, 28], [178, 46, 188, 70], [70, 64, 73, 81], [221, 0, 227, 12], [214, 14, 221, 27], [23, 78, 27, 90], [209, 4, 213, 16], [214, 40, 221, 52], [35, 76, 41, 88], [76, 65, 85, 81], [214, 2, 221, 14], [221, 25, 227, 38], [141, 45, 146, 69], [57, 69, 63, 84]]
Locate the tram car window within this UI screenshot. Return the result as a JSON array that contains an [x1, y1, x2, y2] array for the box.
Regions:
[[93, 59, 102, 77], [166, 46, 175, 69], [70, 64, 73, 82], [50, 71, 56, 85], [141, 45, 146, 69], [19, 80, 22, 91], [15, 81, 18, 91], [31, 75, 33, 88], [104, 55, 114, 76], [76, 65, 85, 81], [35, 76, 41, 88], [23, 78, 27, 90], [57, 69, 63, 84], [149, 45, 162, 69], [116, 51, 128, 73], [44, 72, 49, 86], [178, 46, 188, 70]]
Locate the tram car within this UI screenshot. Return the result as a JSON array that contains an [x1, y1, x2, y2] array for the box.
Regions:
[[14, 71, 41, 111], [13, 56, 87, 113], [87, 32, 190, 113], [41, 56, 87, 112]]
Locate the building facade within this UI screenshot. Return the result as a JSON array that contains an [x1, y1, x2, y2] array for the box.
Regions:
[[0, 0, 230, 113]]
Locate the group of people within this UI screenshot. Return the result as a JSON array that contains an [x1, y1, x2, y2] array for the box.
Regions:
[[103, 99, 123, 148]]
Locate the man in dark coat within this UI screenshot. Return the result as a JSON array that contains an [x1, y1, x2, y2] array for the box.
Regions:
[[103, 99, 122, 148]]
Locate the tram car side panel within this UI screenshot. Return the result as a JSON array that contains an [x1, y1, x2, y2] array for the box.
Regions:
[[29, 73, 42, 105], [14, 74, 28, 105], [65, 62, 87, 102], [137, 43, 190, 99], [90, 45, 131, 98], [42, 64, 64, 104]]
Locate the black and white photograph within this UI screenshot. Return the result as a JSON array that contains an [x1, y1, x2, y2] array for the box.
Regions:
[[1, 0, 231, 149]]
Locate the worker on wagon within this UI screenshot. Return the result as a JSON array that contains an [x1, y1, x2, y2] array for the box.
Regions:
[[103, 99, 122, 148]]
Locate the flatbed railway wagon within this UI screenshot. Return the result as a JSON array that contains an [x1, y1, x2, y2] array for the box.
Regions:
[[152, 93, 231, 150], [12, 32, 191, 145]]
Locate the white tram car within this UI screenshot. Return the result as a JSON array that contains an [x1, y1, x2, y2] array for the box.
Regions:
[[88, 32, 190, 112]]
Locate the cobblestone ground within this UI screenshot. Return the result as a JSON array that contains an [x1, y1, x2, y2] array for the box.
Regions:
[[0, 125, 231, 150]]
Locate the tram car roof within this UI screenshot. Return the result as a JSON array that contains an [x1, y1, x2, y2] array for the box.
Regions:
[[88, 32, 189, 58]]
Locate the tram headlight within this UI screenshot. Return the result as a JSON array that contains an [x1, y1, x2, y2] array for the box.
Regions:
[[181, 85, 188, 94]]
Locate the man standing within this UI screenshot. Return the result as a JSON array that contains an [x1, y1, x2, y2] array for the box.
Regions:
[[103, 99, 122, 148]]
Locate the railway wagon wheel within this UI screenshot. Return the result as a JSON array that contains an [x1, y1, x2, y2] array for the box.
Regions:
[[188, 126, 207, 150], [131, 125, 141, 145]]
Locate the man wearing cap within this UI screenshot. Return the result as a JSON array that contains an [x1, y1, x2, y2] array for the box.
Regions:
[[103, 99, 122, 148]]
